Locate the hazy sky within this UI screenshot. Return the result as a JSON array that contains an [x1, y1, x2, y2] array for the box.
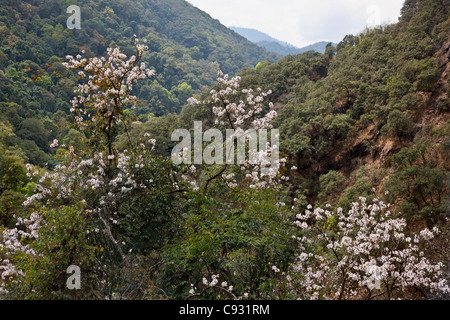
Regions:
[[187, 0, 405, 48]]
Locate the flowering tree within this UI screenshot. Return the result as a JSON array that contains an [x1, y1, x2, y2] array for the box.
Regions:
[[0, 41, 186, 299], [185, 71, 285, 191], [198, 71, 277, 130], [161, 72, 295, 300], [285, 196, 450, 300], [63, 39, 155, 161]]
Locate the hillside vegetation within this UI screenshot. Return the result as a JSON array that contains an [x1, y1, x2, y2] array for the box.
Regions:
[[0, 0, 449, 300]]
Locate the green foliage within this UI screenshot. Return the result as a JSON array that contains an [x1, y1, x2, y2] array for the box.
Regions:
[[6, 204, 98, 299], [385, 140, 448, 224], [1, 0, 449, 301], [0, 190, 24, 227], [337, 166, 386, 212], [161, 187, 296, 299], [318, 171, 346, 201], [114, 155, 185, 255], [0, 154, 28, 192], [16, 118, 51, 152], [116, 114, 181, 156], [381, 110, 417, 141]]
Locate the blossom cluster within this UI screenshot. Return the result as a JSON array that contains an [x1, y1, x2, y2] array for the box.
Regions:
[[187, 274, 239, 300], [0, 212, 41, 293], [191, 71, 277, 131], [287, 197, 450, 299], [187, 71, 286, 190], [0, 138, 168, 292], [63, 39, 155, 136]]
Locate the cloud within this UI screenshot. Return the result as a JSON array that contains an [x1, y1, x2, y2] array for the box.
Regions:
[[187, 0, 405, 47]]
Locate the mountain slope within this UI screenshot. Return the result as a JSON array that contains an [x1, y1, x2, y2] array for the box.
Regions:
[[253, 41, 304, 56], [229, 27, 288, 44], [141, 0, 279, 71], [0, 0, 278, 113]]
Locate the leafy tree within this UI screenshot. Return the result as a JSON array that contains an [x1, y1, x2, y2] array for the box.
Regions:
[[0, 190, 24, 227], [16, 118, 50, 151], [0, 42, 186, 299], [0, 154, 28, 192], [385, 141, 447, 224], [381, 110, 417, 142], [318, 171, 346, 201]]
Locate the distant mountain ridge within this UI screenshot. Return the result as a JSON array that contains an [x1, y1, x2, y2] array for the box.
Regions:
[[229, 27, 337, 56]]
